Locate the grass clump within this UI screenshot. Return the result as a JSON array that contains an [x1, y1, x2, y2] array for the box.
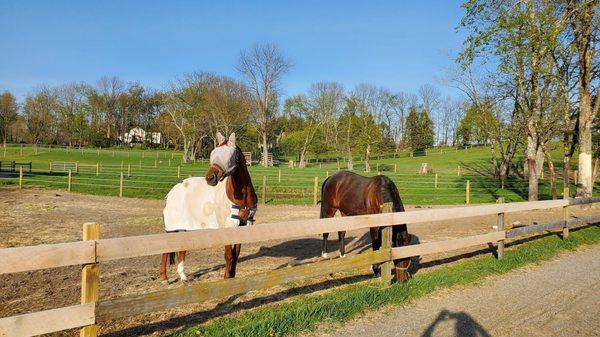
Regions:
[[171, 225, 600, 337]]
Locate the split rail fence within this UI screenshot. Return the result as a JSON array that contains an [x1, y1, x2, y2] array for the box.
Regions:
[[1, 196, 599, 337]]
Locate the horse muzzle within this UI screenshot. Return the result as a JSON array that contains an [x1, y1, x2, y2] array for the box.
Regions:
[[206, 165, 226, 186]]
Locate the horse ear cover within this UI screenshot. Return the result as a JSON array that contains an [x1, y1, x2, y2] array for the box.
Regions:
[[228, 133, 236, 147], [216, 132, 226, 144]]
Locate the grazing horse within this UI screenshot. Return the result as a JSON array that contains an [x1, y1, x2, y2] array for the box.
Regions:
[[160, 132, 258, 283], [320, 171, 411, 281]]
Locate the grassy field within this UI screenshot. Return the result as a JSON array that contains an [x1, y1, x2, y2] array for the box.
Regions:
[[0, 144, 587, 205], [168, 225, 600, 337]]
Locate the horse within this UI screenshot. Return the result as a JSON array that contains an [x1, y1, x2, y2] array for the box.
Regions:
[[320, 171, 411, 281], [160, 132, 258, 283]]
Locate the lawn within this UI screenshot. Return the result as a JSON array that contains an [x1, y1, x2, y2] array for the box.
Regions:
[[0, 144, 586, 205]]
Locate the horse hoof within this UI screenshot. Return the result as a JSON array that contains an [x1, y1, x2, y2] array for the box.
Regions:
[[339, 253, 346, 258], [321, 253, 329, 259]]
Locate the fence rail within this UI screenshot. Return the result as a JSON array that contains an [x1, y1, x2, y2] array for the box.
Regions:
[[1, 197, 599, 336]]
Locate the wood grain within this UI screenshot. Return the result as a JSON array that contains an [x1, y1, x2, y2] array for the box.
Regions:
[[0, 303, 95, 337], [391, 232, 505, 260], [97, 249, 390, 321], [0, 241, 95, 274]]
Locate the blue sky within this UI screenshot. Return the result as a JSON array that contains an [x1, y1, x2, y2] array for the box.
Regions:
[[0, 1, 466, 101]]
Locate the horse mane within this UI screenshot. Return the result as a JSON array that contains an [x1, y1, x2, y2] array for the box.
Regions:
[[375, 175, 405, 212]]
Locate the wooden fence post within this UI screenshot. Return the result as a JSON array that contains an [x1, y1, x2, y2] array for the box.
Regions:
[[394, 163, 397, 173], [119, 172, 124, 197], [326, 170, 329, 178], [96, 163, 99, 176], [177, 166, 181, 179], [20, 144, 23, 156], [154, 160, 157, 168], [278, 169, 281, 183], [80, 222, 100, 337], [435, 174, 438, 188], [261, 176, 266, 205], [127, 164, 131, 177], [313, 176, 319, 206], [68, 169, 72, 192], [19, 166, 23, 189], [466, 180, 470, 204], [380, 203, 393, 285], [457, 165, 461, 176], [563, 187, 570, 240], [168, 159, 171, 167], [496, 197, 505, 260], [139, 160, 142, 169]]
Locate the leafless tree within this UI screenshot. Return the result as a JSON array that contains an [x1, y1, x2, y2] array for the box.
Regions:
[[237, 43, 292, 167]]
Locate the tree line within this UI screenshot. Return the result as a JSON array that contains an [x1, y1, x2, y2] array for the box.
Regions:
[[0, 43, 462, 169]]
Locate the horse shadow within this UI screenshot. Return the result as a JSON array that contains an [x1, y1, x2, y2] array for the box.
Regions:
[[421, 309, 491, 337]]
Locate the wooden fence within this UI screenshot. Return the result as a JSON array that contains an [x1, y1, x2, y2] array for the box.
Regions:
[[1, 197, 600, 336]]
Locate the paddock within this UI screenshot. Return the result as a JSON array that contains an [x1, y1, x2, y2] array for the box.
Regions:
[[1, 189, 599, 336]]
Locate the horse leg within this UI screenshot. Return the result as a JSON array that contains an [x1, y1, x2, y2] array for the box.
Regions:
[[177, 251, 188, 282], [224, 244, 233, 278], [322, 233, 329, 258], [160, 253, 169, 284], [229, 243, 242, 278], [370, 227, 381, 276], [338, 231, 347, 257], [393, 224, 411, 281]]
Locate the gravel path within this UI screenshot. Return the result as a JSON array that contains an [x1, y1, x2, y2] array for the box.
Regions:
[[320, 245, 600, 337]]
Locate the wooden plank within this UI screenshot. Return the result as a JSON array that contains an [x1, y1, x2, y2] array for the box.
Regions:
[[96, 199, 567, 262], [391, 232, 505, 260], [0, 303, 95, 337], [0, 241, 95, 274], [568, 196, 600, 206], [506, 214, 600, 238], [97, 249, 390, 321], [80, 223, 100, 337]]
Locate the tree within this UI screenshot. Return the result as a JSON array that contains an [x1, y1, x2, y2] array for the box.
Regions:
[[237, 43, 292, 167], [0, 91, 18, 145], [405, 106, 434, 151], [23, 87, 58, 144], [565, 0, 600, 197]]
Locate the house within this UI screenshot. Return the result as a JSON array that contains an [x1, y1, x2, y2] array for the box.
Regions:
[[121, 127, 161, 145]]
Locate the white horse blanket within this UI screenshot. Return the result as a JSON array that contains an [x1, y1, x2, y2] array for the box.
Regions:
[[163, 177, 238, 231]]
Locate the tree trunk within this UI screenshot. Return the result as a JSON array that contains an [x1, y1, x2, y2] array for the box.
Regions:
[[299, 150, 307, 168], [536, 147, 545, 179], [262, 132, 268, 167], [526, 135, 538, 201], [544, 149, 557, 200]]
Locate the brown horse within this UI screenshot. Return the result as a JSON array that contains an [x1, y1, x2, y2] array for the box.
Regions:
[[160, 132, 258, 283], [320, 171, 411, 281]]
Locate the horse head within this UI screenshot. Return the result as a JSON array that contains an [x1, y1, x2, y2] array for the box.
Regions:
[[206, 132, 237, 186]]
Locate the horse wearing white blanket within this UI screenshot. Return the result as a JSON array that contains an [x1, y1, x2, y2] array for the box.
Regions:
[[160, 132, 258, 283]]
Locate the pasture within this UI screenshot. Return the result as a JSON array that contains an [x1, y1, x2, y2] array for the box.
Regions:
[[0, 144, 584, 205]]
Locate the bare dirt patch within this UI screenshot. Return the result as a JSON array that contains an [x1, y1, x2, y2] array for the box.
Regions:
[[1, 187, 599, 336]]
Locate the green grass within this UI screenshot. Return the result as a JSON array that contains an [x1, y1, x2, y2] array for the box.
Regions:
[[169, 225, 600, 337], [0, 144, 591, 205]]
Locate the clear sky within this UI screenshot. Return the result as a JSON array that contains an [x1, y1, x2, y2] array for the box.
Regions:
[[0, 0, 466, 101]]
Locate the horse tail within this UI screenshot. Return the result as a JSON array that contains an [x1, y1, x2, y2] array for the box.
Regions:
[[381, 176, 405, 213], [319, 176, 331, 218], [168, 252, 176, 265]]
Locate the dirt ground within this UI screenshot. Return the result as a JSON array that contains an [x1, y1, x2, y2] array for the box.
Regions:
[[317, 245, 600, 337], [1, 188, 599, 337]]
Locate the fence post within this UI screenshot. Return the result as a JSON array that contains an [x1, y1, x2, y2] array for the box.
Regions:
[[380, 203, 393, 285], [19, 166, 23, 189], [435, 173, 438, 189], [127, 164, 131, 177], [119, 172, 124, 197], [278, 169, 281, 183], [96, 163, 99, 176], [466, 180, 470, 204], [80, 222, 100, 337], [68, 169, 72, 192], [154, 160, 157, 168], [313, 176, 319, 206], [563, 187, 570, 240], [496, 197, 505, 260], [177, 165, 181, 179], [326, 170, 329, 178], [261, 176, 266, 205], [49, 162, 52, 172], [394, 163, 397, 173], [139, 160, 142, 169], [20, 144, 23, 156], [169, 159, 171, 167], [457, 165, 461, 176]]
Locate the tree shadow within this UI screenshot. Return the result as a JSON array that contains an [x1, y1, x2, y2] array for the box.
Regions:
[[421, 309, 491, 337]]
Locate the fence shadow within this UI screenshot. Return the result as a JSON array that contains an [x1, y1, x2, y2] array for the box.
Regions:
[[421, 309, 491, 337]]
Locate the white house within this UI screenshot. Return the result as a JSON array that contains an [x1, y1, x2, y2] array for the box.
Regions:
[[121, 127, 161, 145]]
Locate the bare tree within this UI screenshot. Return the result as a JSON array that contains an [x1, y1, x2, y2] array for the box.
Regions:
[[237, 43, 292, 167], [0, 91, 18, 145]]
